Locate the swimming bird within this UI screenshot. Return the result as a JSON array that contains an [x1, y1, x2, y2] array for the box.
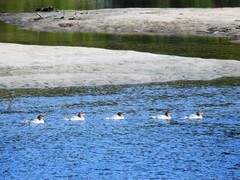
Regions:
[[150, 111, 171, 120], [24, 114, 45, 124], [65, 112, 85, 121], [104, 112, 124, 120], [184, 111, 203, 119]]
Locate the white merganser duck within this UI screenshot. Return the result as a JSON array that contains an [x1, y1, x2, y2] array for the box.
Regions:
[[150, 111, 171, 120], [184, 111, 203, 119], [65, 112, 85, 121], [104, 112, 124, 120], [26, 114, 45, 124]]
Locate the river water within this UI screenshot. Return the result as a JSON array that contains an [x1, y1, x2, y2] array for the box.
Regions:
[[1, 83, 240, 179]]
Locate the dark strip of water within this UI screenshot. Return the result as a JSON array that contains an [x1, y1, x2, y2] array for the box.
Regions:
[[0, 77, 239, 99], [1, 22, 240, 60]]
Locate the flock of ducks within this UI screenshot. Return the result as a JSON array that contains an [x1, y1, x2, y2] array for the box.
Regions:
[[150, 111, 203, 120], [24, 111, 203, 125]]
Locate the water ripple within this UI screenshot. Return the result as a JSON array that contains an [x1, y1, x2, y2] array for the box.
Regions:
[[0, 84, 240, 179]]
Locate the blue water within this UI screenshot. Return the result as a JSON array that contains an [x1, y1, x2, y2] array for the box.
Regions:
[[1, 84, 240, 179]]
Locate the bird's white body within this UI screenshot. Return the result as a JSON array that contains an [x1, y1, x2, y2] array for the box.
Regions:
[[104, 114, 124, 120], [23, 118, 44, 125], [65, 116, 85, 121], [184, 114, 203, 120], [150, 115, 171, 120]]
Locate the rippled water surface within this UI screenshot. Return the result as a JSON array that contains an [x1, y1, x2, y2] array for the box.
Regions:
[[1, 83, 240, 179]]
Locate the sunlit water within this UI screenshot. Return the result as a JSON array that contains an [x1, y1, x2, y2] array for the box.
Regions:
[[1, 84, 239, 179]]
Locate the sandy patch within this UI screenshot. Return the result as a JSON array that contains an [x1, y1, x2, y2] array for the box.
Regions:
[[1, 8, 240, 39], [0, 43, 239, 89]]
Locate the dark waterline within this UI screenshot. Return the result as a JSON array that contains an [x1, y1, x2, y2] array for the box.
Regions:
[[1, 22, 240, 60], [0, 0, 240, 13], [1, 77, 240, 99]]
